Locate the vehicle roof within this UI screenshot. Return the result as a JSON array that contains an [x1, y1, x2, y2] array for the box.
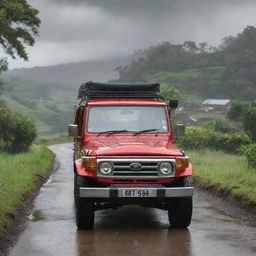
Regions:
[[86, 99, 167, 106]]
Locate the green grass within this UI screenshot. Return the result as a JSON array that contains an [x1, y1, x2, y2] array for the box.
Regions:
[[35, 133, 72, 145], [188, 150, 256, 205], [0, 145, 54, 228], [189, 111, 226, 120]]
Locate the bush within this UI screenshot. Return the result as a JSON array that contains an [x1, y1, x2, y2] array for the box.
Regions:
[[178, 126, 251, 153], [212, 133, 251, 153], [0, 103, 37, 153], [242, 144, 256, 168], [243, 104, 256, 142]]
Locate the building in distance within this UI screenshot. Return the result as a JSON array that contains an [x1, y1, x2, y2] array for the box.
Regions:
[[202, 99, 231, 113]]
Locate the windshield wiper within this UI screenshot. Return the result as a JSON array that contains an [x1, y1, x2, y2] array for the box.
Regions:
[[133, 129, 160, 136], [97, 129, 131, 135]]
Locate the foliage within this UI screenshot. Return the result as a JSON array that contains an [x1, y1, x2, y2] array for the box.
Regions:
[[0, 145, 54, 228], [0, 0, 40, 60], [227, 101, 256, 142], [0, 102, 37, 153], [189, 150, 256, 204], [243, 104, 256, 141], [0, 58, 8, 93], [241, 144, 256, 168], [117, 26, 256, 101], [160, 83, 180, 100], [178, 126, 251, 153], [227, 101, 245, 121]]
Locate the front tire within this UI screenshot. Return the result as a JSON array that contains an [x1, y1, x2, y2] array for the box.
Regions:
[[168, 177, 193, 228], [74, 174, 95, 229]]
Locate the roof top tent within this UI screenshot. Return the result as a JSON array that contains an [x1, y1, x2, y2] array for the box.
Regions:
[[78, 81, 163, 100]]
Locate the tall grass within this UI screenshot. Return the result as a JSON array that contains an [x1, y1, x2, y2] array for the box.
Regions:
[[188, 150, 256, 204], [0, 145, 54, 228], [35, 132, 71, 145]]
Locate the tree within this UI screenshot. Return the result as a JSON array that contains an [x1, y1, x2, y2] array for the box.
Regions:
[[0, 58, 8, 92], [183, 41, 198, 53], [227, 102, 243, 121], [0, 0, 41, 61], [243, 104, 256, 142], [0, 1, 40, 153]]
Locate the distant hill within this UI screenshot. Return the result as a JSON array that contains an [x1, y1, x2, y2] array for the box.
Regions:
[[1, 56, 132, 135], [4, 56, 131, 88], [116, 26, 256, 101]]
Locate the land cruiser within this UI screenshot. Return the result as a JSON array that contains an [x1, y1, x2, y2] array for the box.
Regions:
[[69, 81, 193, 229]]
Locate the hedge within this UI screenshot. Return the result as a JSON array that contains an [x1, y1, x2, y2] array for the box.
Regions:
[[178, 126, 251, 154]]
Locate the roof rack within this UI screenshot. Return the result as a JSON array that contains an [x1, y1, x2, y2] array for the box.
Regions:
[[78, 81, 163, 100]]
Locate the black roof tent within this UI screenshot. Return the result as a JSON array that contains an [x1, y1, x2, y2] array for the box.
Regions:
[[78, 81, 163, 100]]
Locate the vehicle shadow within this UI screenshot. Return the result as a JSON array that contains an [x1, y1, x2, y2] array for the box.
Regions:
[[76, 206, 193, 256]]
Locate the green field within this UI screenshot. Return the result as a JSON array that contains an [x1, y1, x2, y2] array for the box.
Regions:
[[0, 145, 54, 229], [188, 150, 256, 205]]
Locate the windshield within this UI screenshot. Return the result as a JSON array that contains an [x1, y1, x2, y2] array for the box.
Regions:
[[87, 105, 169, 134]]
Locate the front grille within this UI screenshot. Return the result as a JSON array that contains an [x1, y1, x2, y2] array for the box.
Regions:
[[97, 158, 176, 178], [112, 160, 158, 176]]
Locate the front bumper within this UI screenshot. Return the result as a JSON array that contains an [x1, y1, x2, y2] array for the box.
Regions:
[[79, 186, 194, 198]]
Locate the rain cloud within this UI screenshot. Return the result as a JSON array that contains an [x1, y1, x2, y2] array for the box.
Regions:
[[8, 0, 256, 68]]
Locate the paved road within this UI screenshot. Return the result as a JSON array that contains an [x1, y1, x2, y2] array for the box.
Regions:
[[9, 143, 256, 256]]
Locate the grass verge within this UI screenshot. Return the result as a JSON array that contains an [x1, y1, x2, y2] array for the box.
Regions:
[[35, 132, 71, 146], [0, 145, 54, 229], [188, 150, 256, 207]]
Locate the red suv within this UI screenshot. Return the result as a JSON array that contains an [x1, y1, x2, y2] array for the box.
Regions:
[[69, 82, 193, 229]]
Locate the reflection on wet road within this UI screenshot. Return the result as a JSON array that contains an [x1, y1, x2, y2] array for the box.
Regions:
[[9, 144, 256, 256]]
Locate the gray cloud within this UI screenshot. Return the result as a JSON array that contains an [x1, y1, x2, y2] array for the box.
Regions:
[[8, 0, 256, 68]]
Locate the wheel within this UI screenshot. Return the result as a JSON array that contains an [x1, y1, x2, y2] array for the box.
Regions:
[[74, 173, 95, 229], [168, 177, 193, 228]]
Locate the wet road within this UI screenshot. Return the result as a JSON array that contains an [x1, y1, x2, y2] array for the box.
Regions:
[[9, 143, 256, 256]]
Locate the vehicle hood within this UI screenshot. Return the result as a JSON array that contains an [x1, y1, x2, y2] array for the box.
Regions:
[[83, 139, 183, 156]]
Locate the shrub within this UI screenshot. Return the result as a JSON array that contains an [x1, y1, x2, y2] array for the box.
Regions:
[[243, 104, 256, 142], [0, 103, 37, 153], [177, 126, 210, 150], [178, 126, 251, 153], [212, 133, 251, 153], [242, 144, 256, 168]]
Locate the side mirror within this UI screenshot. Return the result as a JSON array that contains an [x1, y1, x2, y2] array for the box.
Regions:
[[176, 124, 185, 137], [68, 124, 78, 137], [169, 99, 178, 109]]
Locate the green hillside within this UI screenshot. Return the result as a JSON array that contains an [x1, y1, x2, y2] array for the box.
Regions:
[[116, 26, 256, 102], [2, 27, 256, 134], [1, 57, 130, 135]]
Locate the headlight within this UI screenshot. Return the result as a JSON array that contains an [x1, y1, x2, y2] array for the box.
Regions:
[[158, 162, 174, 175], [99, 162, 113, 175]]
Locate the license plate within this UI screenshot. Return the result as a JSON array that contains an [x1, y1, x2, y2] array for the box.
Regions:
[[122, 189, 155, 197]]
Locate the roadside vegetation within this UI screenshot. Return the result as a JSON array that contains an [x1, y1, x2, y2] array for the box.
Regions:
[[0, 1, 57, 232], [177, 121, 256, 207], [35, 133, 71, 146], [188, 150, 256, 206], [0, 145, 54, 229]]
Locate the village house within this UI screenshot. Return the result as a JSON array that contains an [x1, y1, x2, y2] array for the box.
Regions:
[[202, 99, 231, 113]]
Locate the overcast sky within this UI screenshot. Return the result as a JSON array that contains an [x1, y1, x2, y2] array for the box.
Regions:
[[8, 0, 256, 69]]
